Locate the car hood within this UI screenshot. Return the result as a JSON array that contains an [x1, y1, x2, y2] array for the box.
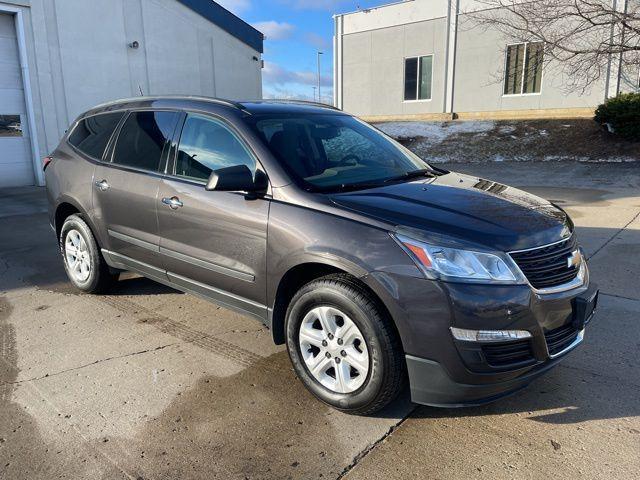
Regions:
[[329, 172, 572, 252]]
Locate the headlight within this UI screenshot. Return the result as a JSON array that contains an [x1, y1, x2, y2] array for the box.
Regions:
[[393, 234, 525, 284]]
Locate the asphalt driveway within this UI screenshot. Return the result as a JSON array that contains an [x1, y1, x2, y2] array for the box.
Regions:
[[1, 161, 638, 479]]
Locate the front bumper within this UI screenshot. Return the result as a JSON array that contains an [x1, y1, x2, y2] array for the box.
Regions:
[[410, 281, 597, 406], [406, 351, 569, 407], [365, 269, 598, 407]]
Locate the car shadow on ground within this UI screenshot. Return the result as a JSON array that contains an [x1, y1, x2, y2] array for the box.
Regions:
[[108, 273, 180, 296], [410, 365, 639, 426]]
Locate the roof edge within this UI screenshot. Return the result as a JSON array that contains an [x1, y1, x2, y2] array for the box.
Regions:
[[176, 0, 264, 53], [334, 0, 412, 18]]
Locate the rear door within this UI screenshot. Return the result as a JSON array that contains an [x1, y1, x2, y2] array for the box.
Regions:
[[93, 110, 179, 276], [157, 113, 270, 318]]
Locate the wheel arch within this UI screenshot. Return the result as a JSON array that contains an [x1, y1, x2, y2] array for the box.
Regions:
[[54, 197, 102, 249], [269, 260, 397, 348]]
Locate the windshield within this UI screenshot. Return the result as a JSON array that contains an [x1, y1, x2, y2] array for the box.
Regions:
[[243, 113, 435, 192]]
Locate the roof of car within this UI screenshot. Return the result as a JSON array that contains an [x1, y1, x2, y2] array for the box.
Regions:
[[239, 100, 343, 115], [83, 96, 344, 118]]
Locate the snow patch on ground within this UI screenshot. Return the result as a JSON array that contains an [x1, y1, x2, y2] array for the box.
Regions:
[[377, 121, 495, 144], [375, 120, 639, 163], [498, 125, 516, 134]]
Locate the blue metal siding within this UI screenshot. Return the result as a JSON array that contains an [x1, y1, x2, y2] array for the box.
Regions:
[[176, 0, 264, 53]]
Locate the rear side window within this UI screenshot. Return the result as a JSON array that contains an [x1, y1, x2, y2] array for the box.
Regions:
[[68, 112, 123, 159], [112, 111, 177, 171]]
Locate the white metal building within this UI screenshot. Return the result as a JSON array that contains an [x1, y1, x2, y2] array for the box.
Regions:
[[0, 0, 264, 188]]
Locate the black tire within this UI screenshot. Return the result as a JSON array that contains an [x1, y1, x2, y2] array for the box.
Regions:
[[59, 214, 117, 293], [285, 274, 406, 415]]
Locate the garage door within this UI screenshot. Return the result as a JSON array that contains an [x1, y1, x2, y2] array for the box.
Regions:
[[0, 13, 33, 188]]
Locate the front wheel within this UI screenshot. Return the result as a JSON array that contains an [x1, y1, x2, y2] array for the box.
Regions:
[[285, 274, 406, 415]]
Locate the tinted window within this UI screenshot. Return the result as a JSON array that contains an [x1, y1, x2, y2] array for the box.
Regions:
[[523, 42, 544, 94], [68, 112, 123, 159], [112, 111, 177, 171], [404, 58, 418, 101], [244, 113, 432, 191], [404, 56, 432, 101], [504, 42, 543, 95], [175, 114, 256, 182]]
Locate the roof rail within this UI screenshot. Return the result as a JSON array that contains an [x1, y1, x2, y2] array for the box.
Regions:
[[208, 97, 250, 111], [88, 95, 249, 112], [251, 99, 341, 111]]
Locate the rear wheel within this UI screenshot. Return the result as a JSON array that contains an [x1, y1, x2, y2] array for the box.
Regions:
[[59, 214, 117, 293], [285, 274, 406, 415]]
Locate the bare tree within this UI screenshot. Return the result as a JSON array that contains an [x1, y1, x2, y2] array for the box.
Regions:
[[465, 0, 640, 94]]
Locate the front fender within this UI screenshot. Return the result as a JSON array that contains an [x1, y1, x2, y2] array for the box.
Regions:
[[266, 201, 423, 346]]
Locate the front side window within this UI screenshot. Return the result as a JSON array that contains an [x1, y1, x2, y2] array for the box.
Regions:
[[244, 113, 434, 192], [112, 111, 177, 171], [404, 55, 433, 101], [504, 42, 544, 95], [68, 112, 123, 159], [175, 114, 256, 182]]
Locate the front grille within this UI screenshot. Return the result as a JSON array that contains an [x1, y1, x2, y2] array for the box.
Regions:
[[509, 235, 580, 289], [545, 323, 579, 356], [482, 339, 535, 368]]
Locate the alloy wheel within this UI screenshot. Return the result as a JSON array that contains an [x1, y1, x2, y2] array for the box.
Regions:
[[64, 229, 91, 283], [298, 306, 370, 393]]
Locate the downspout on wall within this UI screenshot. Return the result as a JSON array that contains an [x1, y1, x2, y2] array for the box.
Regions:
[[444, 0, 459, 114], [333, 14, 344, 109]]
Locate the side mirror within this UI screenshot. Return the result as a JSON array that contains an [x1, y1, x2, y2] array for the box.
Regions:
[[205, 165, 268, 192]]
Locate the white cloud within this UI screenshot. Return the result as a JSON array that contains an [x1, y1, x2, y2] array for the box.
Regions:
[[263, 62, 332, 88], [263, 86, 313, 100], [276, 0, 351, 11], [263, 84, 334, 103], [251, 21, 296, 40], [304, 32, 331, 50], [263, 62, 334, 103], [215, 0, 252, 15]]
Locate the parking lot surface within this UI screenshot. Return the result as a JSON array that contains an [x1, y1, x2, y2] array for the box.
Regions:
[[1, 161, 639, 479]]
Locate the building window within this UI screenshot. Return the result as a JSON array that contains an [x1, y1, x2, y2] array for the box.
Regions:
[[504, 42, 544, 95], [0, 115, 22, 137], [404, 55, 433, 101]]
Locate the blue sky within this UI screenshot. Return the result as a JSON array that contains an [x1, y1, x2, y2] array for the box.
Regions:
[[216, 0, 384, 102]]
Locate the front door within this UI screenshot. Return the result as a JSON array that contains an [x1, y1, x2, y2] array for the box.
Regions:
[[93, 110, 179, 276], [157, 113, 269, 319]]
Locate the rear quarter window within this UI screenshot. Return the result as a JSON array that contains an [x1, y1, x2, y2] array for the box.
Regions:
[[68, 112, 124, 160]]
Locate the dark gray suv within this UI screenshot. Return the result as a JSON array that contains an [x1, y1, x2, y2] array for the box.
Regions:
[[45, 97, 598, 414]]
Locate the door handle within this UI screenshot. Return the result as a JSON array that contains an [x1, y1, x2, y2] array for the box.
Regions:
[[95, 179, 109, 191], [162, 196, 183, 210]]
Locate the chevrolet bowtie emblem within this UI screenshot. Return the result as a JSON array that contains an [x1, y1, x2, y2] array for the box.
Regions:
[[567, 250, 581, 268]]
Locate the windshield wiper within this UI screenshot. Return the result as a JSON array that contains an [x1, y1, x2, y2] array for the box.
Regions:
[[313, 169, 438, 193], [320, 181, 387, 193], [383, 169, 436, 183]]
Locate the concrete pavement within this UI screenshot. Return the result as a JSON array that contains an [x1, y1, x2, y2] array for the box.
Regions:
[[0, 161, 638, 479], [343, 162, 640, 480]]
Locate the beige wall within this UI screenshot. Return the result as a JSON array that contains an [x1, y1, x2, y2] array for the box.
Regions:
[[619, 64, 640, 93], [341, 17, 448, 117], [452, 16, 606, 114]]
